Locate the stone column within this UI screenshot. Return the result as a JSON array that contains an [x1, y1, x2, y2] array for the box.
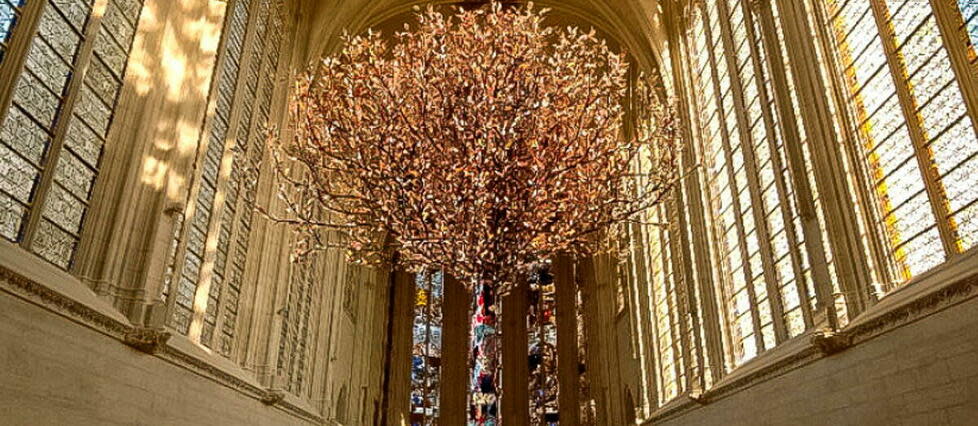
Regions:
[[382, 271, 415, 426], [553, 255, 580, 426], [71, 0, 228, 324], [580, 254, 625, 425], [501, 282, 530, 425], [440, 275, 470, 424]]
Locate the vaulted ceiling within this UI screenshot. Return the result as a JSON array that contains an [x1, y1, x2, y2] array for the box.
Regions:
[[293, 0, 670, 77]]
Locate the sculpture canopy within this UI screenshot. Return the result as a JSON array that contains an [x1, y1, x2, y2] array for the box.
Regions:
[[273, 2, 679, 292]]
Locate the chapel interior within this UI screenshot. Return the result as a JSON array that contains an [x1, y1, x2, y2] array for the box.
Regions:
[[1, 0, 978, 425]]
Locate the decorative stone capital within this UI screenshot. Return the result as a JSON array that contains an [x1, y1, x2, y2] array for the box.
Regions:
[[124, 327, 171, 354], [262, 389, 286, 406], [810, 329, 851, 355]]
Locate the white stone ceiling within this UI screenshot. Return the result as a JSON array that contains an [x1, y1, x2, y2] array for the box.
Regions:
[[293, 0, 670, 76]]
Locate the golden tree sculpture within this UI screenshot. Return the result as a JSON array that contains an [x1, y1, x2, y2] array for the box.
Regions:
[[270, 3, 679, 422]]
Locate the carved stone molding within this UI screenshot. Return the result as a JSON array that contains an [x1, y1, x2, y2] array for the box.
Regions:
[[262, 389, 287, 406], [0, 266, 130, 340], [124, 327, 172, 354], [847, 272, 978, 346], [810, 329, 851, 355]]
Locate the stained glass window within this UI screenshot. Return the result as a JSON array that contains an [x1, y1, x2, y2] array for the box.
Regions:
[[215, 0, 285, 355], [166, 0, 287, 351], [411, 270, 443, 425], [737, 0, 815, 340], [277, 255, 316, 396], [0, 0, 144, 269], [167, 0, 256, 334], [692, 0, 768, 367], [527, 265, 559, 424], [827, 0, 978, 285], [628, 0, 978, 413], [675, 0, 838, 375]]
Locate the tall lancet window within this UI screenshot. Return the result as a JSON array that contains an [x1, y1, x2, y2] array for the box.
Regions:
[[0, 0, 144, 269], [410, 270, 443, 425], [528, 265, 559, 424], [826, 0, 978, 287]]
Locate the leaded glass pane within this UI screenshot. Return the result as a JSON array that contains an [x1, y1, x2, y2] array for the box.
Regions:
[[32, 218, 75, 268], [0, 1, 27, 61], [49, 0, 90, 32], [0, 141, 40, 205], [40, 182, 84, 234], [0, 192, 26, 240]]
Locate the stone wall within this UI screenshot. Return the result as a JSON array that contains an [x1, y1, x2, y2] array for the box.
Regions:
[[0, 291, 313, 425]]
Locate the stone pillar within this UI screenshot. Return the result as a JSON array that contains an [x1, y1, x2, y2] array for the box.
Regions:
[[70, 0, 228, 324], [382, 271, 415, 426], [502, 282, 530, 425], [580, 254, 625, 425], [554, 255, 581, 426], [440, 275, 470, 424]]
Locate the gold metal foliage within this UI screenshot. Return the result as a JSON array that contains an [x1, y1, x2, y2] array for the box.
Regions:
[[270, 2, 681, 292]]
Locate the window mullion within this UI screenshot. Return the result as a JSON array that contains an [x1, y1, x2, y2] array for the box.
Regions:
[[929, 0, 978, 171], [808, 0, 896, 297], [642, 210, 664, 405], [868, 0, 961, 257], [671, 4, 727, 385], [742, 0, 815, 331], [699, 1, 766, 357], [670, 180, 709, 392], [639, 182, 665, 406], [717, 0, 791, 345], [664, 194, 696, 394], [657, 204, 685, 398], [624, 148, 654, 412], [626, 220, 653, 415]]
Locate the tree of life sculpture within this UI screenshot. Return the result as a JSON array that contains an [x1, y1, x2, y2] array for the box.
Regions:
[[270, 3, 680, 423]]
